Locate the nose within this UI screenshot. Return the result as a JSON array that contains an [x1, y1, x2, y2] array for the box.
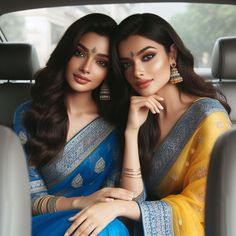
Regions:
[[134, 61, 145, 79], [80, 58, 92, 74]]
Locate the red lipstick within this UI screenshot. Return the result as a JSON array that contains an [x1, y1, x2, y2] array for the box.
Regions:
[[73, 74, 91, 85], [137, 79, 153, 89]]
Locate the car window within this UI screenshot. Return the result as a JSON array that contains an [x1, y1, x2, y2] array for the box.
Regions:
[[1, 3, 236, 68]]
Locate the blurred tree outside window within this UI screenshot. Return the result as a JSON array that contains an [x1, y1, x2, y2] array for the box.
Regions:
[[0, 3, 236, 68], [170, 4, 236, 67]]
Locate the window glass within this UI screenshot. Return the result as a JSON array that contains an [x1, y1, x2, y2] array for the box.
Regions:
[[1, 3, 236, 68]]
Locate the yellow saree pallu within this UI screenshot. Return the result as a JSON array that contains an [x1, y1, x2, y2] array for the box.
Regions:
[[138, 98, 231, 236]]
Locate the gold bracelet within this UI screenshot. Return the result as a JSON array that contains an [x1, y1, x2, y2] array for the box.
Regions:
[[47, 196, 65, 213], [122, 167, 141, 172], [121, 172, 142, 178], [33, 197, 40, 215], [35, 195, 54, 215], [121, 175, 142, 179], [36, 196, 48, 215], [122, 172, 141, 176], [32, 198, 38, 215], [122, 168, 141, 175]]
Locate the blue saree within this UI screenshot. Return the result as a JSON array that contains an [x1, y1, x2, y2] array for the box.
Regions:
[[14, 101, 129, 236]]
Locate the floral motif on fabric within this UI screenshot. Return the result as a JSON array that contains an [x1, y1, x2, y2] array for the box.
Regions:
[[148, 98, 228, 191], [71, 173, 83, 188], [18, 131, 27, 144], [41, 118, 114, 187], [95, 157, 105, 173]]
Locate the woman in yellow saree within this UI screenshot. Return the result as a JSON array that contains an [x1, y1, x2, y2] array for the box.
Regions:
[[137, 98, 231, 235], [63, 13, 231, 236], [112, 13, 232, 236]]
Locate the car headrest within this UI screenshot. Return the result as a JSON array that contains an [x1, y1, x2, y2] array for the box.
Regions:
[[0, 43, 40, 81], [211, 37, 236, 80]]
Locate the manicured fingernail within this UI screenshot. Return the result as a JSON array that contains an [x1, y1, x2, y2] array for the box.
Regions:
[[106, 198, 114, 201]]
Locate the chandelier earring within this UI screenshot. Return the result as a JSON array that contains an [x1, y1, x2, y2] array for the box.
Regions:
[[169, 62, 183, 84], [99, 80, 110, 101]]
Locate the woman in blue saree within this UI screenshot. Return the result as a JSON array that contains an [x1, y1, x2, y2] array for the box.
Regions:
[[14, 13, 131, 236]]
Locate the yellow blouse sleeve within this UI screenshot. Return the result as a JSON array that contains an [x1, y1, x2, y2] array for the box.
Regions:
[[163, 112, 231, 236]]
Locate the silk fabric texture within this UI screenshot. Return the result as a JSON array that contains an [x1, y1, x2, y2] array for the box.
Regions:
[[14, 101, 129, 236], [137, 98, 231, 236]]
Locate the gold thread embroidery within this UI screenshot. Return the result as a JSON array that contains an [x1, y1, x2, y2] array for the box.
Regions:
[[95, 157, 105, 173], [19, 131, 27, 144], [71, 174, 83, 188]]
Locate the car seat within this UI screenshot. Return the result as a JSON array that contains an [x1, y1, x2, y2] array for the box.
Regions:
[[211, 36, 236, 127], [0, 125, 31, 236], [0, 42, 40, 127]]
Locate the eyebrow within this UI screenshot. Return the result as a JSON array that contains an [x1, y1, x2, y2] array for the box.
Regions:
[[120, 46, 157, 60], [77, 43, 109, 58]]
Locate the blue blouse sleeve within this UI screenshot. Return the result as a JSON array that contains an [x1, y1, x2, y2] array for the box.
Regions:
[[13, 101, 48, 200]]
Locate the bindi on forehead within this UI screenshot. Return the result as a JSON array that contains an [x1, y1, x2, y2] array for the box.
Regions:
[[122, 46, 157, 59], [91, 47, 96, 54], [77, 43, 108, 58], [130, 51, 135, 57]]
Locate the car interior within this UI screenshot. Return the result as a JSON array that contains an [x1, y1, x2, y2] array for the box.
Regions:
[[0, 43, 40, 127], [204, 35, 236, 236], [211, 36, 236, 127], [205, 128, 236, 236], [0, 125, 31, 236], [0, 0, 236, 235]]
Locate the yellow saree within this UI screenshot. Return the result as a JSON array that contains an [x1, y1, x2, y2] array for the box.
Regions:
[[138, 98, 231, 236]]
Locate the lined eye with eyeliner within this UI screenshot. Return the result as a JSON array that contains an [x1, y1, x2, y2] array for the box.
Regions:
[[74, 49, 85, 57], [96, 60, 108, 68], [142, 53, 155, 61], [121, 61, 132, 70]]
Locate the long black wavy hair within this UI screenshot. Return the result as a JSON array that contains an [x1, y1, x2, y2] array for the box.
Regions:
[[111, 13, 231, 177], [24, 13, 117, 169]]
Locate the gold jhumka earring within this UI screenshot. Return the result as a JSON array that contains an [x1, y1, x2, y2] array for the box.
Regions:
[[99, 81, 110, 101], [169, 62, 183, 84]]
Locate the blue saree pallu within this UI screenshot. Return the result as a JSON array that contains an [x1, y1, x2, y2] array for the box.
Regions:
[[14, 101, 130, 236]]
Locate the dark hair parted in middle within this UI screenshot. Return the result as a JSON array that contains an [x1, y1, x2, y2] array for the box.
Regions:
[[24, 13, 117, 168], [111, 13, 231, 176]]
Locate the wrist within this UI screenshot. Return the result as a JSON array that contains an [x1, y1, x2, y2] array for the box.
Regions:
[[125, 128, 139, 137], [113, 200, 140, 220], [113, 200, 126, 217], [71, 196, 85, 209], [55, 196, 66, 211]]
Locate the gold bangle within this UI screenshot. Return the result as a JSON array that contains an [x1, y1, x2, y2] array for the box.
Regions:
[[122, 167, 141, 172], [32, 198, 38, 215], [121, 172, 142, 178], [37, 196, 47, 215], [35, 195, 53, 215], [122, 171, 141, 176], [122, 168, 141, 176], [47, 196, 65, 213]]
